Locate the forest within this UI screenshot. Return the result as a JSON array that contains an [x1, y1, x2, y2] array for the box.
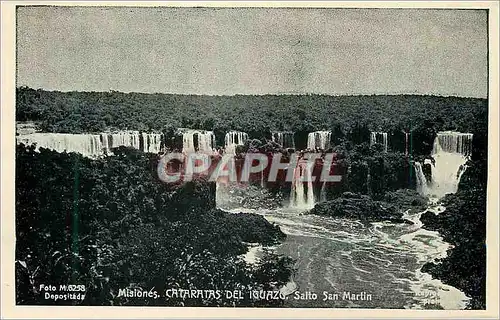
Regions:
[[15, 145, 293, 306], [16, 87, 487, 155], [15, 87, 489, 309]]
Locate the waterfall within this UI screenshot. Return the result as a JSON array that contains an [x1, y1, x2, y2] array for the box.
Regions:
[[370, 132, 388, 152], [414, 162, 429, 195], [434, 131, 473, 156], [16, 133, 104, 157], [422, 131, 473, 199], [272, 131, 295, 149], [320, 181, 327, 202], [307, 131, 331, 150], [290, 160, 315, 209], [141, 133, 163, 153], [383, 133, 388, 152], [100, 133, 110, 154], [181, 129, 216, 153], [405, 132, 409, 156], [17, 131, 167, 157], [224, 131, 248, 154], [98, 131, 142, 154], [96, 131, 141, 154]]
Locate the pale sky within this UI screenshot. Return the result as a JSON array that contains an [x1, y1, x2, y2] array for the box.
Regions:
[[16, 7, 488, 98]]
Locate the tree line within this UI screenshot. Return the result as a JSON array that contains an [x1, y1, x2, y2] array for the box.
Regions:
[[16, 87, 487, 156]]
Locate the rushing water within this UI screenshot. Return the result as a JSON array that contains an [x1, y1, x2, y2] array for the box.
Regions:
[[307, 131, 331, 150], [289, 161, 315, 210], [229, 206, 469, 309], [272, 132, 295, 149], [219, 131, 473, 309], [415, 131, 473, 199], [225, 131, 248, 154], [16, 131, 164, 157], [370, 132, 388, 152], [181, 129, 216, 153]]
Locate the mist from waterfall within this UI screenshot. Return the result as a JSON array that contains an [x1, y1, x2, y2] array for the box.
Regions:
[[370, 132, 388, 152], [416, 131, 473, 199], [272, 131, 295, 149], [224, 131, 248, 154], [307, 131, 331, 150]]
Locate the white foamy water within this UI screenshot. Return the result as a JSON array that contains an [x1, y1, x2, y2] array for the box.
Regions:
[[16, 133, 104, 157], [224, 131, 248, 154], [224, 204, 469, 309], [241, 243, 263, 265], [370, 132, 388, 152], [307, 131, 331, 150], [416, 131, 472, 199], [289, 161, 315, 210], [272, 131, 295, 149], [16, 131, 164, 157], [181, 129, 216, 153]]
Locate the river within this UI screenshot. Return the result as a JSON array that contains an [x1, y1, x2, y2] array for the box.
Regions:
[[228, 204, 469, 309]]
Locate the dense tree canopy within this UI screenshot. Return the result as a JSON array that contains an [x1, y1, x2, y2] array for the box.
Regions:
[[15, 145, 293, 306], [16, 87, 487, 151]]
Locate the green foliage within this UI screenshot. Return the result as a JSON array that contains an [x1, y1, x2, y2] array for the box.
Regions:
[[15, 144, 294, 306], [328, 142, 414, 198], [17, 87, 487, 157], [382, 189, 428, 212], [307, 192, 409, 224]]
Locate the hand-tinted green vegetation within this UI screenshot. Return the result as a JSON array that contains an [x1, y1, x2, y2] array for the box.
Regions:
[[16, 145, 293, 306]]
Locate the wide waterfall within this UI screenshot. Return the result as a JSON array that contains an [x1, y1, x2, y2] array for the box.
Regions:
[[16, 133, 104, 157], [224, 131, 248, 154], [181, 129, 216, 153], [370, 132, 388, 152], [272, 131, 295, 149], [416, 131, 473, 199], [17, 131, 166, 158], [290, 160, 315, 209], [101, 131, 162, 154], [101, 131, 141, 153], [307, 131, 331, 150], [434, 131, 473, 156]]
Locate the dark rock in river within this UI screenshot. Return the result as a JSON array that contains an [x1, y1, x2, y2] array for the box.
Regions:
[[307, 192, 405, 223], [382, 189, 428, 213]]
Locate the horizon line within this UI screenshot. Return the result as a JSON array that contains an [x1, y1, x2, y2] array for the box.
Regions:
[[16, 86, 487, 100]]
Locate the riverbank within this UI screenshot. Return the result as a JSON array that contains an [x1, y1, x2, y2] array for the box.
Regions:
[[420, 189, 486, 309], [419, 161, 487, 309]]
